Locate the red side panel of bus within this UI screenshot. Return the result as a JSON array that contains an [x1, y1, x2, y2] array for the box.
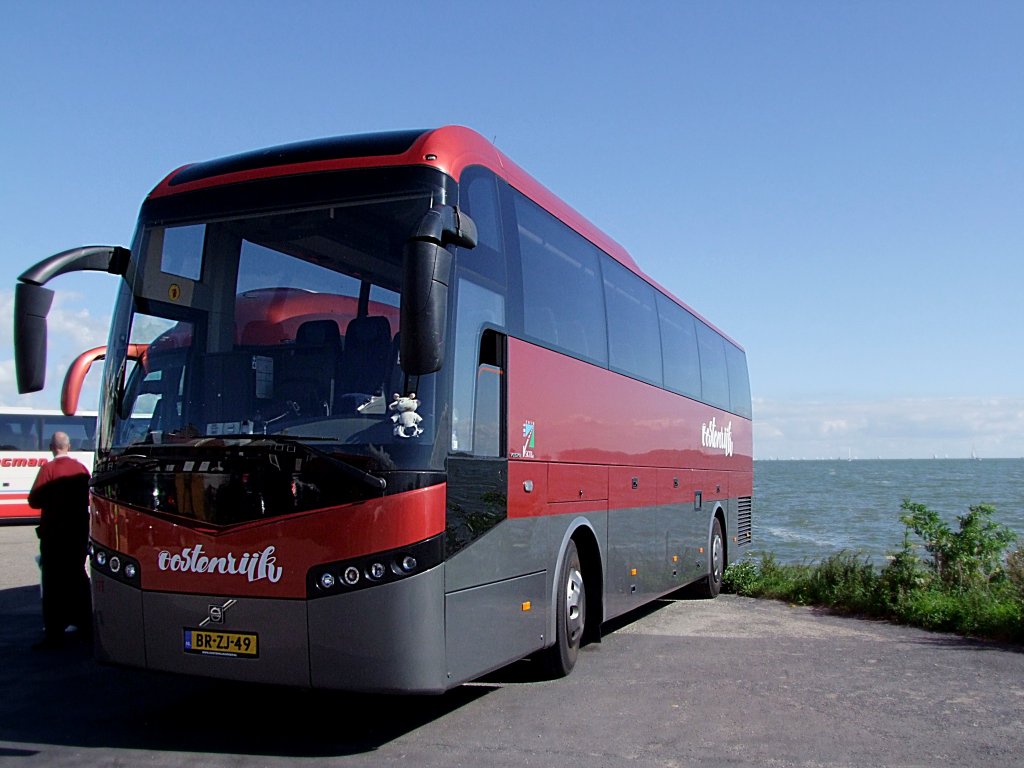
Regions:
[[505, 338, 753, 519]]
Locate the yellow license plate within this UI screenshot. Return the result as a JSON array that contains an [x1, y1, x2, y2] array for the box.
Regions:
[[184, 628, 259, 658]]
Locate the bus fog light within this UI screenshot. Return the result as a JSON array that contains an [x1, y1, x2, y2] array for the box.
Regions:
[[109, 556, 122, 573], [319, 572, 336, 590], [342, 566, 360, 585], [368, 562, 385, 580], [96, 551, 107, 567], [400, 556, 417, 572], [125, 563, 137, 579]]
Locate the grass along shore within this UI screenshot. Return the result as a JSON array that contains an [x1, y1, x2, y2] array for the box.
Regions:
[[722, 500, 1024, 643]]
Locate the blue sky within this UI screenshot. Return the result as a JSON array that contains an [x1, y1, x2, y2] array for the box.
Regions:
[[1, 1, 1021, 459]]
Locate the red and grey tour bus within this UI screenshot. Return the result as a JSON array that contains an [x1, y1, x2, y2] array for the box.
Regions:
[[0, 408, 96, 523], [13, 126, 752, 691]]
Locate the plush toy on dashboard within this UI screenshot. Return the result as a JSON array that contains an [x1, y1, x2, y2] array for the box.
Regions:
[[389, 393, 423, 438]]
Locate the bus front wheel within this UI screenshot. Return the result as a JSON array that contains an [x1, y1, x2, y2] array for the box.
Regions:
[[542, 539, 585, 677]]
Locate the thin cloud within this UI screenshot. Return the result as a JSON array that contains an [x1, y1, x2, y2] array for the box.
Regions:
[[755, 397, 1024, 459]]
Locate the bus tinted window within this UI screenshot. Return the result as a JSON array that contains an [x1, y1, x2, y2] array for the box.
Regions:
[[515, 193, 607, 365], [0, 416, 39, 450], [697, 322, 730, 410], [603, 256, 662, 385], [452, 279, 505, 454], [726, 343, 752, 419], [0, 412, 97, 452], [460, 169, 506, 287], [160, 224, 206, 280], [41, 415, 97, 451], [657, 294, 702, 399]]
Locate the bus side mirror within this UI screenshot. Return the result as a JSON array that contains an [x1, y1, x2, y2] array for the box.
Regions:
[[400, 206, 477, 376], [13, 245, 130, 394], [14, 282, 54, 394]]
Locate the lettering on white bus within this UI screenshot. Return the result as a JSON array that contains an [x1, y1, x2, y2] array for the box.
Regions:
[[0, 457, 49, 468]]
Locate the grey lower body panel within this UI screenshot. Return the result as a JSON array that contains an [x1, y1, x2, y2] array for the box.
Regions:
[[145, 590, 311, 687], [444, 514, 554, 678], [308, 566, 447, 693], [93, 570, 146, 668], [604, 502, 713, 620], [95, 569, 311, 686], [444, 570, 547, 685], [93, 566, 449, 692]]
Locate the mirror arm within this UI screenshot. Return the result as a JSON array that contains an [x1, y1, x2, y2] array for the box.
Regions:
[[18, 245, 130, 287]]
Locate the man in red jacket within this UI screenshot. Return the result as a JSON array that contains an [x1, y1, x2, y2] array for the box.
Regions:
[[28, 431, 91, 650]]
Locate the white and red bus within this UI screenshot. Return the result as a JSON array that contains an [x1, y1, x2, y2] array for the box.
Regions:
[[0, 408, 96, 523], [13, 127, 752, 691]]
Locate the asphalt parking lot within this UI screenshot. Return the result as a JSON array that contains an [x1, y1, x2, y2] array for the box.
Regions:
[[2, 524, 1023, 768]]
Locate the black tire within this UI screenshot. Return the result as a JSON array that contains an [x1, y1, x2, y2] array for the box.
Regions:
[[541, 539, 586, 678], [693, 517, 724, 599]]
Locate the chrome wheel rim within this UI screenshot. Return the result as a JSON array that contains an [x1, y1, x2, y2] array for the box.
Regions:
[[711, 533, 723, 585], [565, 566, 585, 646]]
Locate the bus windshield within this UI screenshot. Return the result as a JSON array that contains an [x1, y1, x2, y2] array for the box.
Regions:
[[110, 187, 445, 476]]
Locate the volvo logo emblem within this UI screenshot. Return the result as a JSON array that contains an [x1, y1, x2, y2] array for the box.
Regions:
[[199, 599, 237, 627]]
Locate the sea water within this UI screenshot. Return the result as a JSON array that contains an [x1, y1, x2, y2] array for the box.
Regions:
[[752, 459, 1024, 564]]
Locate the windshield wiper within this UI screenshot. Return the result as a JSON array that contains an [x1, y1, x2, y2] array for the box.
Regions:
[[90, 454, 161, 487], [240, 436, 387, 491]]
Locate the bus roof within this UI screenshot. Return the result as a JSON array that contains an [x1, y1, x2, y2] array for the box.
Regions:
[[150, 126, 640, 269]]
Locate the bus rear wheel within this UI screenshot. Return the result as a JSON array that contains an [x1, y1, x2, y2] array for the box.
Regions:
[[692, 518, 724, 599], [542, 539, 585, 678]]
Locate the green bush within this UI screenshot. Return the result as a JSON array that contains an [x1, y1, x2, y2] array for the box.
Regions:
[[721, 558, 759, 596], [898, 587, 960, 631], [721, 554, 813, 604], [899, 499, 1016, 590], [805, 551, 878, 612], [877, 528, 929, 612], [1007, 544, 1024, 603], [961, 587, 1024, 640]]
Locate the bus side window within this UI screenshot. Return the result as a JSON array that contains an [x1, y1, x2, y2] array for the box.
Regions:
[[0, 419, 18, 450], [459, 168, 507, 287], [472, 330, 505, 457], [602, 255, 662, 386], [513, 191, 607, 366], [451, 280, 505, 455], [657, 294, 701, 399], [726, 344, 752, 419], [41, 416, 96, 451], [697, 322, 730, 410]]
